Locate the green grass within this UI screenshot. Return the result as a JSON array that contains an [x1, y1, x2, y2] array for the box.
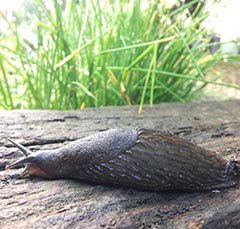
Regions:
[[0, 0, 239, 111]]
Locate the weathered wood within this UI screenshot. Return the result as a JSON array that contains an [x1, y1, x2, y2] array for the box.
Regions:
[[0, 100, 240, 229]]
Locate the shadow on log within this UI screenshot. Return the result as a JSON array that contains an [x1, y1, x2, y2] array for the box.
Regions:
[[0, 100, 240, 229]]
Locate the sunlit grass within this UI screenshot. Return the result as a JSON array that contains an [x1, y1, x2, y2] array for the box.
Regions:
[[0, 0, 239, 111]]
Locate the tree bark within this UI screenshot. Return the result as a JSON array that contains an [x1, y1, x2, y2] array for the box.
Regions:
[[0, 100, 240, 229]]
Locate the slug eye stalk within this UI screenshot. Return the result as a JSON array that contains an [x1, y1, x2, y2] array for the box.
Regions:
[[6, 139, 34, 173], [8, 139, 32, 156], [6, 139, 51, 178]]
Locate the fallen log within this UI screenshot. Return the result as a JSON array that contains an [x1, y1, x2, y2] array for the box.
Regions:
[[0, 100, 240, 229]]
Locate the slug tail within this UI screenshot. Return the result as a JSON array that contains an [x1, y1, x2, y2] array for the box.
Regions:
[[226, 158, 240, 177], [8, 139, 32, 156]]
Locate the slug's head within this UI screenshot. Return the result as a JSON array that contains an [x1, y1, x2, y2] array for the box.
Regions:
[[6, 139, 52, 178]]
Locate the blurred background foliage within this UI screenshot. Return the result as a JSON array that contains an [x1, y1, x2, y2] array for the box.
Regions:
[[0, 0, 239, 111]]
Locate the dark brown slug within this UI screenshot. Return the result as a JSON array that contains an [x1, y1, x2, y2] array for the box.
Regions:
[[6, 128, 240, 192]]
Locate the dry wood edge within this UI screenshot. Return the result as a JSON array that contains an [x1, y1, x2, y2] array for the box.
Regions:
[[0, 100, 240, 228]]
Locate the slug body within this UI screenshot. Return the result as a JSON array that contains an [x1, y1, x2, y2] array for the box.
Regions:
[[6, 128, 240, 191]]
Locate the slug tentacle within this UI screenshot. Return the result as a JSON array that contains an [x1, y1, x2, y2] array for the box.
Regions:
[[8, 139, 32, 156], [6, 156, 35, 170], [5, 128, 240, 192]]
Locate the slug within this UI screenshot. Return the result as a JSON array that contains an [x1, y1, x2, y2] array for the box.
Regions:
[[6, 128, 240, 191]]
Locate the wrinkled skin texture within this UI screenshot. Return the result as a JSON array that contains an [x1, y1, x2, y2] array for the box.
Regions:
[[7, 128, 240, 191]]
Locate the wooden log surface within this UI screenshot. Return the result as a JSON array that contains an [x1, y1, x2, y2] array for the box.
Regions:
[[0, 100, 240, 229]]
